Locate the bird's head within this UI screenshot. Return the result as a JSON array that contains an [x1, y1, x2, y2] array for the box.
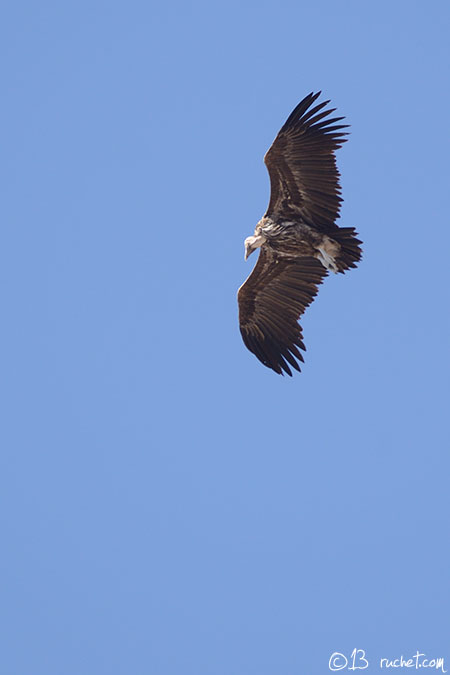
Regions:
[[244, 234, 266, 260]]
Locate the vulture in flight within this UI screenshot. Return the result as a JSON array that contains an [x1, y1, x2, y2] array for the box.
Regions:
[[238, 91, 362, 376]]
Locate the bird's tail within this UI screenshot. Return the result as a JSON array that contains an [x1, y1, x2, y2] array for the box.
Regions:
[[333, 227, 363, 273]]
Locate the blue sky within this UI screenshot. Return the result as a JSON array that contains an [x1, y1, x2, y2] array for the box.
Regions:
[[2, 1, 450, 673]]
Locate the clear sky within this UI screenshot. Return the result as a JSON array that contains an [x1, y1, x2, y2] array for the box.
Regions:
[[2, 1, 450, 673]]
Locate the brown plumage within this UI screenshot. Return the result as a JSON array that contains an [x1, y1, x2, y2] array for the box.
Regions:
[[238, 92, 362, 376]]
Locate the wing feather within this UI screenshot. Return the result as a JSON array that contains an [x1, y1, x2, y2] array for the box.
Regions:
[[238, 248, 327, 376], [264, 91, 349, 229]]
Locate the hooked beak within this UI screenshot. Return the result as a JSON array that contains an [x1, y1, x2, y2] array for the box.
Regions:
[[244, 244, 254, 261]]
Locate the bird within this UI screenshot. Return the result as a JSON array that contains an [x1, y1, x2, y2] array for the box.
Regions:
[[238, 91, 362, 376]]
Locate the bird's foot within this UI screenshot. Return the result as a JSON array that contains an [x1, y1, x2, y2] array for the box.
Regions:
[[316, 246, 339, 273]]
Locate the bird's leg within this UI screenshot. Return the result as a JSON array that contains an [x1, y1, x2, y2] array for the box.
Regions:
[[315, 236, 340, 273]]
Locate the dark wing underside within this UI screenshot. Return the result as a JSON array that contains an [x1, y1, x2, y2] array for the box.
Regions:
[[264, 91, 348, 231], [238, 247, 327, 376]]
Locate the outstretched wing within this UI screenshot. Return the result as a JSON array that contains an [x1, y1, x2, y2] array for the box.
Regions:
[[238, 247, 327, 376], [264, 91, 348, 230]]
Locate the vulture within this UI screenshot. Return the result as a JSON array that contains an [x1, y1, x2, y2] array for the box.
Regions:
[[238, 91, 362, 376]]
